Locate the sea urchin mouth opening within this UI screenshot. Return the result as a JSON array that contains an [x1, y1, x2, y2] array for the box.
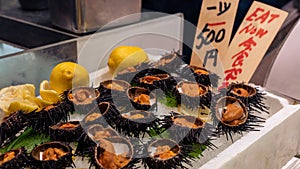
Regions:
[[177, 81, 208, 97], [190, 66, 209, 75], [121, 110, 153, 123], [98, 80, 131, 104], [140, 74, 169, 84], [142, 138, 194, 169], [115, 110, 160, 138], [186, 65, 220, 88]]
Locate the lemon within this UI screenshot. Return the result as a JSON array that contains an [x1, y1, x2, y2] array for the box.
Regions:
[[39, 80, 62, 103], [49, 62, 90, 94], [8, 100, 39, 113], [0, 84, 35, 114], [107, 46, 148, 74], [7, 96, 52, 113], [0, 84, 52, 116]]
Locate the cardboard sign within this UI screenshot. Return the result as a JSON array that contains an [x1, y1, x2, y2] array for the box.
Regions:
[[221, 1, 288, 86], [266, 20, 300, 100], [190, 0, 239, 70]]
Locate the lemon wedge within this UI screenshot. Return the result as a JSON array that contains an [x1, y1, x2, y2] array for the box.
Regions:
[[8, 100, 39, 113], [39, 80, 62, 103], [0, 84, 50, 116], [107, 46, 148, 74], [0, 84, 35, 114]]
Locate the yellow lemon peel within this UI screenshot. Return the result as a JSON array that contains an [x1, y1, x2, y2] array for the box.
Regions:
[[39, 80, 62, 104], [107, 46, 148, 75], [0, 84, 51, 116], [49, 62, 90, 94]]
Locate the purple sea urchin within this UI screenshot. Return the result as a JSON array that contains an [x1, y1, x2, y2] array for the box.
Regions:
[[162, 113, 214, 147], [227, 83, 269, 114], [212, 96, 265, 141], [0, 111, 29, 147], [175, 81, 211, 110], [98, 80, 131, 103], [0, 147, 29, 169], [142, 139, 193, 169], [27, 102, 71, 133], [66, 87, 100, 114], [93, 137, 136, 169], [115, 110, 161, 138], [49, 121, 83, 142], [126, 87, 157, 112], [30, 142, 74, 169]]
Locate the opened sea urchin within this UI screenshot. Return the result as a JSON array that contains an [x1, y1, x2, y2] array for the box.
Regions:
[[142, 138, 193, 169], [227, 82, 269, 114], [0, 147, 29, 169], [115, 110, 161, 138], [212, 96, 265, 141], [92, 137, 136, 169], [49, 121, 83, 142], [30, 141, 74, 169]]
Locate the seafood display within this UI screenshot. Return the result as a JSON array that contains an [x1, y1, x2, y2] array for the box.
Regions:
[[0, 51, 269, 169]]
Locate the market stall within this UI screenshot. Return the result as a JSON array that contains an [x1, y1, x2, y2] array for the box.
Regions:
[[0, 0, 299, 169]]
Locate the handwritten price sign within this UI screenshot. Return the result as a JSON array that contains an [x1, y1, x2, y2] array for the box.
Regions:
[[191, 0, 239, 69], [221, 1, 288, 86]]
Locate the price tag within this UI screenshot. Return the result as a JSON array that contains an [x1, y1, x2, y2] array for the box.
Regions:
[[190, 0, 239, 70], [221, 1, 288, 86]]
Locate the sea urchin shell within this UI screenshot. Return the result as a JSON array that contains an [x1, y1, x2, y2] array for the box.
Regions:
[[87, 124, 119, 142], [0, 111, 29, 147], [175, 81, 211, 110], [67, 87, 100, 114], [115, 110, 161, 138], [227, 83, 269, 114], [98, 80, 131, 103], [0, 147, 29, 169], [212, 96, 264, 141], [93, 137, 135, 169], [126, 87, 157, 111], [30, 142, 74, 169], [189, 65, 220, 88], [143, 138, 192, 169], [49, 121, 83, 142]]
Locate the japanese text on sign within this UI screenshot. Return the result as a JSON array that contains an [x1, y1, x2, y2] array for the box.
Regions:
[[191, 0, 239, 69]]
